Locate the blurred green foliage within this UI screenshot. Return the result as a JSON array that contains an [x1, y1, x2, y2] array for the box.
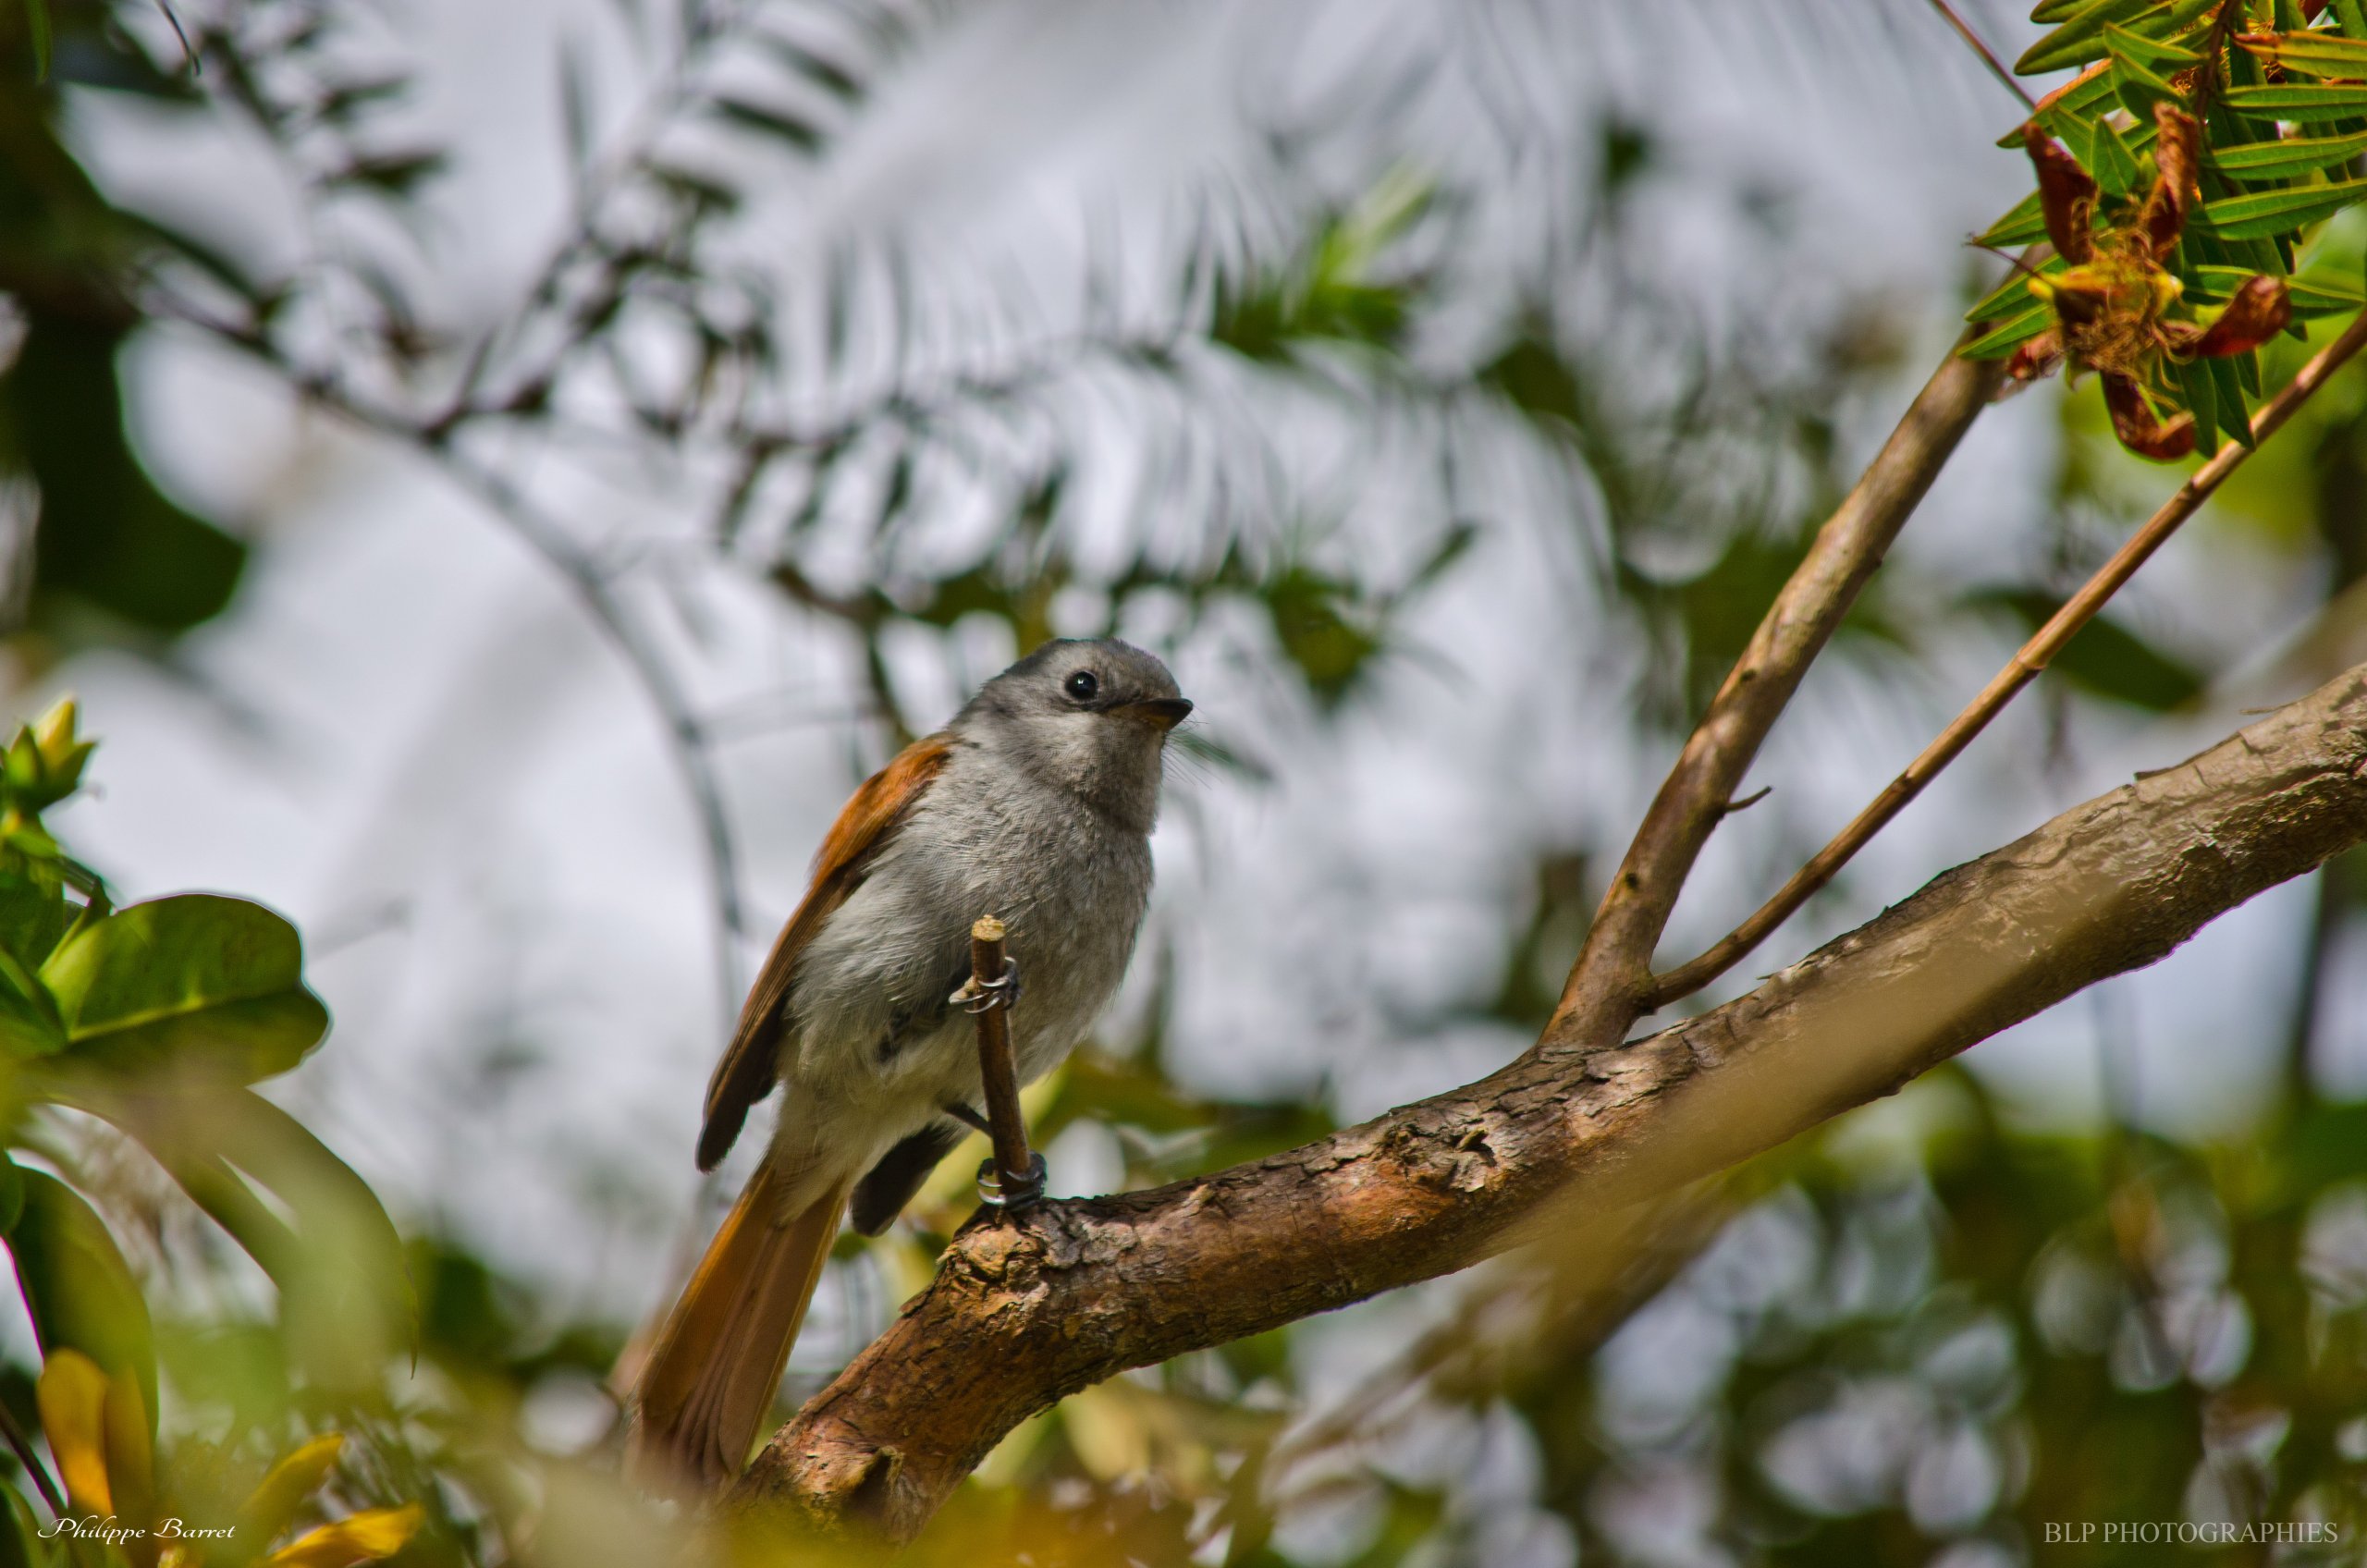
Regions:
[[0, 0, 248, 658]]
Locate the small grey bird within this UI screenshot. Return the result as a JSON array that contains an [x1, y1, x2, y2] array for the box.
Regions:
[[628, 637, 1190, 1494]]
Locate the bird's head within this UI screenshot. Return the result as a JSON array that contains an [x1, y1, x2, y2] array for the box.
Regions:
[[958, 638, 1191, 830]]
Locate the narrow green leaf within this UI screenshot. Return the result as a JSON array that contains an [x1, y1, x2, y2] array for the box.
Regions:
[[2177, 356, 2219, 453], [2210, 355, 2255, 444], [2102, 20, 2202, 65], [2188, 263, 2364, 317], [1979, 190, 2049, 248], [6, 1171, 155, 1428], [2113, 48, 2187, 117], [711, 95, 822, 153], [40, 895, 330, 1084], [2241, 30, 2367, 77], [0, 1157, 23, 1237], [1961, 303, 2057, 360], [2017, 0, 2161, 75], [2337, 0, 2367, 40], [1968, 259, 2064, 324], [2198, 178, 2367, 237], [2210, 129, 2367, 178], [2225, 83, 2367, 123], [26, 0, 48, 82], [1998, 66, 2122, 147], [2090, 111, 2144, 193]]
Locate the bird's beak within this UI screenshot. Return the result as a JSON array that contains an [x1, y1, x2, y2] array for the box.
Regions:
[[1116, 696, 1194, 731]]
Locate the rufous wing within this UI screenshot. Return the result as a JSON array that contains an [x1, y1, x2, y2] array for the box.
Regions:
[[695, 733, 953, 1170]]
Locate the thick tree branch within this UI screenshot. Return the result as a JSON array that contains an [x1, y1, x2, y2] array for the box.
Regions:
[[735, 658, 2367, 1541]]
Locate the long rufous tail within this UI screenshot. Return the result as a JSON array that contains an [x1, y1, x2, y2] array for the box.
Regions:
[[625, 1162, 848, 1497]]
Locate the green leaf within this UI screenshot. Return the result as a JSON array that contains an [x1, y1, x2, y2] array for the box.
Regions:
[[2177, 355, 2218, 452], [0, 1485, 46, 1568], [2210, 129, 2367, 178], [6, 315, 247, 636], [6, 1171, 155, 1427], [25, 0, 48, 82], [711, 95, 822, 153], [328, 152, 445, 195], [2241, 30, 2367, 76], [0, 876, 73, 974], [2209, 354, 2254, 446], [2017, 0, 2165, 74], [2198, 178, 2367, 238], [80, 1087, 411, 1393], [0, 945, 66, 1062], [1996, 65, 2121, 147], [1978, 190, 2048, 248], [40, 896, 329, 1083], [2109, 46, 2187, 118], [1968, 259, 2063, 324], [1968, 589, 2205, 710], [2188, 263, 2364, 317], [2017, 0, 2215, 74], [2102, 20, 2202, 65], [2089, 112, 2143, 193], [0, 1157, 24, 1238], [2225, 83, 2367, 123], [1961, 301, 2057, 359]]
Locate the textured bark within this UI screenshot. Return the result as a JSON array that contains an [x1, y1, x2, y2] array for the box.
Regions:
[[734, 664, 2367, 1539]]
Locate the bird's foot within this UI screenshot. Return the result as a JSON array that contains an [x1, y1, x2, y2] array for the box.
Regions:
[[976, 1151, 1048, 1210]]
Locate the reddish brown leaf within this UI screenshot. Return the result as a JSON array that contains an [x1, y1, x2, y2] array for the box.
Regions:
[[2103, 374, 2196, 460], [2007, 329, 2065, 383], [2178, 275, 2293, 357], [2141, 104, 2201, 263], [2024, 125, 2098, 264]]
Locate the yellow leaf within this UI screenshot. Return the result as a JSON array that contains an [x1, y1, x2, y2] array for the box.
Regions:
[[239, 1434, 346, 1545], [265, 1504, 423, 1567], [35, 1350, 113, 1516]]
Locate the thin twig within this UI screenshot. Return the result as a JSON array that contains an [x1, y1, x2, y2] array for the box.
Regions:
[[1923, 0, 2039, 111], [1537, 338, 2008, 1055], [0, 1393, 65, 1518], [1648, 307, 2367, 1009], [962, 916, 1039, 1210]]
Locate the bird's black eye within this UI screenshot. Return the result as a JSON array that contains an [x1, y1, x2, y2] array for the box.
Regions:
[[1064, 669, 1099, 702]]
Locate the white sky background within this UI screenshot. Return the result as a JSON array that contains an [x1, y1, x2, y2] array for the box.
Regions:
[[25, 0, 2353, 1388]]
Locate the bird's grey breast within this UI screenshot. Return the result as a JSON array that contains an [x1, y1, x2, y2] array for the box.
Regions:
[[786, 738, 1153, 1083]]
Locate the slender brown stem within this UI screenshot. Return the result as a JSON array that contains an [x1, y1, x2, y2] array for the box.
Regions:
[[965, 916, 1036, 1201], [1648, 308, 2367, 1009], [1539, 342, 2008, 1054], [1923, 0, 2039, 110]]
